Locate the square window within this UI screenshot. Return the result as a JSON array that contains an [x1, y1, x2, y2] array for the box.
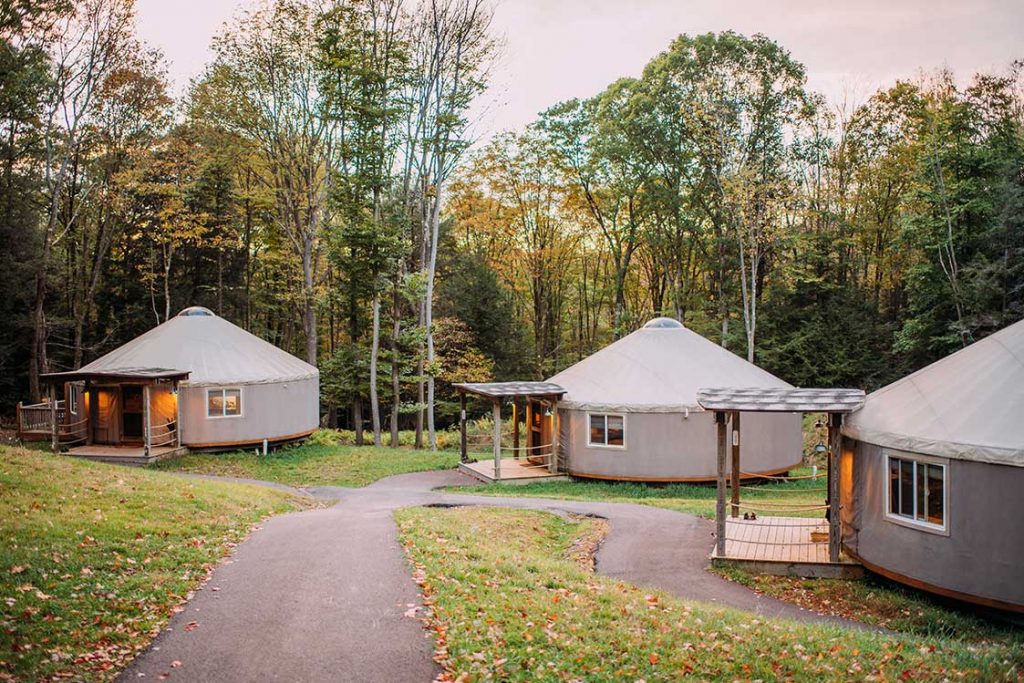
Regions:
[[587, 413, 625, 448], [606, 416, 624, 446], [208, 391, 224, 417], [885, 452, 946, 532], [224, 389, 241, 416]]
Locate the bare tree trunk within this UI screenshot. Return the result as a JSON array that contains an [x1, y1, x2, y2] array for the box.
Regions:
[[369, 291, 382, 446], [302, 233, 317, 365], [390, 278, 401, 447], [424, 186, 443, 451]]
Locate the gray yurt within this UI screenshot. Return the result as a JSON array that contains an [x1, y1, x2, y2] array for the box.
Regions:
[[73, 306, 319, 449], [547, 318, 802, 481], [841, 319, 1024, 611]]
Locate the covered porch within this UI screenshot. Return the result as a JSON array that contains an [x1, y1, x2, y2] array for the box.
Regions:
[[453, 382, 568, 484], [697, 387, 866, 578], [27, 367, 190, 464]]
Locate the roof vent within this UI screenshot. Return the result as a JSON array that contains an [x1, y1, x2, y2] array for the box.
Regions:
[[643, 317, 684, 329], [178, 306, 214, 317]]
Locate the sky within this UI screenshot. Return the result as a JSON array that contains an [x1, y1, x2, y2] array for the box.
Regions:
[[136, 0, 1024, 139]]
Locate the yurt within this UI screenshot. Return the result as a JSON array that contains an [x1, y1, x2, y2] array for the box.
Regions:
[[46, 306, 319, 450], [841, 319, 1024, 611], [547, 317, 803, 481]]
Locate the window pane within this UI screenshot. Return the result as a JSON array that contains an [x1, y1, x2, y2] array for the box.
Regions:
[[208, 391, 224, 417], [889, 458, 900, 514], [224, 389, 241, 416], [899, 460, 914, 516], [916, 462, 926, 521], [589, 415, 605, 445], [927, 465, 944, 525], [606, 416, 624, 446]]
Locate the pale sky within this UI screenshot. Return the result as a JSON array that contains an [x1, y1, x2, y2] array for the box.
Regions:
[[136, 0, 1024, 139]]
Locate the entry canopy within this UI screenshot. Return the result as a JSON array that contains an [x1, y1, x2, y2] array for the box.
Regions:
[[454, 382, 566, 399], [843, 319, 1024, 467], [697, 387, 865, 413]]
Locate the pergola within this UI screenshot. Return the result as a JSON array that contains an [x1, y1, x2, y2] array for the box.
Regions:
[[697, 387, 865, 567], [453, 381, 566, 481]]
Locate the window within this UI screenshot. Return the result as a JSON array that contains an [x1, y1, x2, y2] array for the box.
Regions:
[[207, 388, 242, 418], [885, 451, 947, 532], [588, 413, 625, 448]]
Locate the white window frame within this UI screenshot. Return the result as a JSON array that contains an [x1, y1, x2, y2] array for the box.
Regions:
[[883, 449, 949, 535], [586, 412, 627, 450], [207, 387, 243, 419]]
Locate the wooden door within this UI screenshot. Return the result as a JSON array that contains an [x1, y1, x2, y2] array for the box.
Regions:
[[121, 386, 144, 442]]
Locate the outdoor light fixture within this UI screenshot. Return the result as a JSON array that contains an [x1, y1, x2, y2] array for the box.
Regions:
[[815, 441, 827, 454]]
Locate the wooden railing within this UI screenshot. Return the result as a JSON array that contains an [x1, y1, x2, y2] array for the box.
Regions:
[[148, 419, 178, 449], [16, 401, 65, 435]]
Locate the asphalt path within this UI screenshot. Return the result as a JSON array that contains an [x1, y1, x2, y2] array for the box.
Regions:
[[119, 469, 860, 682]]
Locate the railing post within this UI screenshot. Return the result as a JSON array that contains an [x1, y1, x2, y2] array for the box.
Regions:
[[512, 399, 520, 460], [828, 413, 842, 563], [549, 402, 560, 474], [459, 391, 468, 464], [49, 386, 58, 453], [143, 384, 151, 458], [730, 411, 741, 518], [492, 399, 502, 481], [16, 402, 22, 438], [715, 411, 727, 558]]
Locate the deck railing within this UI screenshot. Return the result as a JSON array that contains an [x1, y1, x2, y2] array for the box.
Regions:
[[17, 400, 65, 435], [148, 419, 178, 449]]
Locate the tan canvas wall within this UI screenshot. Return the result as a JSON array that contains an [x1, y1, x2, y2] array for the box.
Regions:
[[562, 409, 802, 481], [844, 438, 1024, 609], [178, 376, 319, 447], [93, 388, 120, 444]]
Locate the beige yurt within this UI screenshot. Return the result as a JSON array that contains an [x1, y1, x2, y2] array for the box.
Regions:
[[71, 306, 319, 449], [841, 319, 1024, 611], [548, 317, 803, 481]]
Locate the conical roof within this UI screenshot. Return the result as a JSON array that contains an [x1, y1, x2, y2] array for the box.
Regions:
[[78, 306, 318, 387], [548, 317, 792, 412], [843, 319, 1024, 467]]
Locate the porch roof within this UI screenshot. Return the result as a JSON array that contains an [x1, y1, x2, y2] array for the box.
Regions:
[[696, 387, 865, 413], [42, 366, 190, 383], [453, 381, 566, 400]]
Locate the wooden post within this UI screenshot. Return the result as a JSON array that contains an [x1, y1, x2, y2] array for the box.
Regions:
[[143, 384, 151, 458], [715, 411, 727, 558], [828, 413, 842, 563], [49, 384, 58, 453], [730, 411, 741, 518], [87, 385, 96, 445], [549, 402, 559, 474], [492, 399, 502, 481], [16, 402, 22, 438], [525, 401, 533, 453], [512, 399, 520, 460], [459, 391, 468, 463], [173, 383, 181, 448]]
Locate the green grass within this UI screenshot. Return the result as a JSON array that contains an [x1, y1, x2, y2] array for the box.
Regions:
[[397, 506, 1024, 681], [451, 468, 827, 519], [0, 446, 312, 681], [151, 438, 461, 488], [712, 565, 1023, 644]]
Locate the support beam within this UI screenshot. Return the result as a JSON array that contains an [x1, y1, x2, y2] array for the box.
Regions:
[[828, 412, 843, 563], [143, 384, 152, 458], [492, 399, 502, 481], [549, 402, 559, 474], [512, 399, 520, 460], [525, 401, 533, 453], [173, 383, 181, 448], [730, 411, 741, 518], [459, 391, 468, 463], [49, 384, 58, 453], [715, 411, 727, 558]]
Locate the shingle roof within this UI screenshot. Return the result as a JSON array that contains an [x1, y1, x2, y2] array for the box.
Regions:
[[453, 382, 566, 399], [696, 387, 865, 413]]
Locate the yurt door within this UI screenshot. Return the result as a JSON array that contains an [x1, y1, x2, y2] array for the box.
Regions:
[[527, 400, 550, 465], [121, 386, 144, 442]]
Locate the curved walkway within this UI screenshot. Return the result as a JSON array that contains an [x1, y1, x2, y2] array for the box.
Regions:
[[120, 469, 859, 682]]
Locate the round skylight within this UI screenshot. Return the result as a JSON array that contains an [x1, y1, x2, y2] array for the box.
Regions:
[[642, 317, 684, 329]]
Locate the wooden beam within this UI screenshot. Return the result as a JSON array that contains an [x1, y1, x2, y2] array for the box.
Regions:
[[49, 385, 58, 453], [143, 384, 152, 458], [173, 382, 180, 448], [525, 400, 533, 453], [730, 411, 741, 518], [549, 402, 559, 474], [492, 399, 502, 481], [828, 412, 842, 563], [715, 411, 727, 558], [512, 399, 520, 460], [459, 391, 468, 463]]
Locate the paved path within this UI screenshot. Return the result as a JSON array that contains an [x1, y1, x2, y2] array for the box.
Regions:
[[120, 469, 858, 682]]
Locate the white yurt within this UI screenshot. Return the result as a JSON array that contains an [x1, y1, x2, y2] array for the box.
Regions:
[[548, 317, 803, 481], [841, 319, 1024, 611], [66, 306, 319, 449]]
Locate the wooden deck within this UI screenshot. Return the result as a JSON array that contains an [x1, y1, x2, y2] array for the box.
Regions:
[[66, 444, 187, 466], [458, 457, 569, 484], [711, 516, 862, 578]]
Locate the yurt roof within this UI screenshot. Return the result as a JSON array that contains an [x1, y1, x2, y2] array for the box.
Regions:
[[547, 317, 792, 413], [843, 319, 1024, 467], [76, 306, 318, 387]]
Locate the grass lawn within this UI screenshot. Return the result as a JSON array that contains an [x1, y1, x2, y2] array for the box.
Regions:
[[712, 565, 1023, 645], [451, 468, 827, 519], [0, 447, 312, 681], [397, 506, 1024, 682], [151, 437, 461, 488]]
